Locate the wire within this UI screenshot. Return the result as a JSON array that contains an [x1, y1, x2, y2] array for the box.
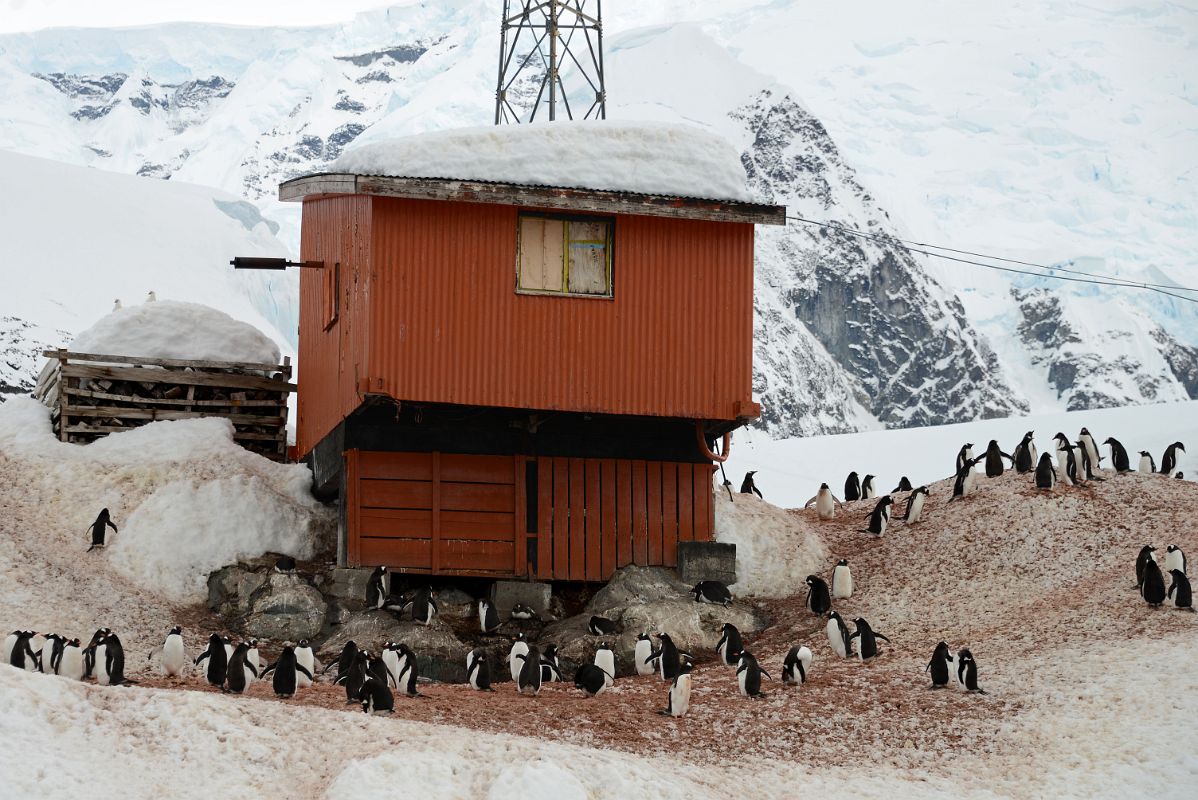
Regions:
[[785, 214, 1198, 305]]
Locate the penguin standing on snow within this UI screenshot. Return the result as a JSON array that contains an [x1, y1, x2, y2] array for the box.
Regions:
[[956, 443, 975, 473], [466, 648, 493, 691], [84, 627, 110, 680], [926, 641, 954, 689], [804, 483, 844, 520], [860, 474, 877, 500], [7, 631, 38, 670], [805, 575, 832, 615], [1165, 544, 1187, 576], [59, 638, 84, 681], [262, 646, 313, 698], [849, 618, 891, 661], [1136, 545, 1158, 589], [647, 633, 685, 680], [634, 632, 657, 676], [716, 623, 744, 666], [195, 633, 229, 688], [44, 634, 67, 675], [1104, 437, 1132, 473], [1079, 428, 1102, 471], [1167, 570, 1193, 610], [982, 440, 1015, 477], [1141, 560, 1168, 606], [864, 496, 894, 535], [515, 644, 543, 696], [692, 581, 732, 606], [831, 559, 853, 600], [1138, 451, 1156, 474], [97, 632, 134, 686], [224, 642, 259, 694], [781, 645, 813, 687], [736, 651, 770, 698], [366, 566, 390, 609], [956, 648, 987, 693], [478, 598, 500, 635], [1161, 442, 1186, 476], [147, 626, 185, 677], [952, 458, 983, 499], [739, 471, 762, 498], [844, 472, 862, 502], [1035, 453, 1057, 490], [826, 611, 853, 659], [659, 660, 693, 717], [903, 486, 929, 523], [509, 633, 530, 683], [1012, 432, 1037, 474], [86, 508, 118, 552], [359, 675, 395, 714]]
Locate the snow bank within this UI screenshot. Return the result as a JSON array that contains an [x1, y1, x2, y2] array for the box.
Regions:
[[331, 121, 754, 202], [70, 300, 281, 365], [713, 491, 826, 598]]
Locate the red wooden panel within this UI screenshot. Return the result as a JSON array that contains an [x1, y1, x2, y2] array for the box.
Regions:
[[360, 508, 432, 538], [346, 449, 361, 566], [616, 460, 633, 567], [553, 458, 569, 579], [632, 460, 648, 565], [440, 482, 514, 513], [646, 461, 663, 566], [693, 464, 713, 541], [359, 537, 432, 569], [358, 451, 432, 480], [431, 451, 442, 573], [569, 458, 586, 581], [440, 510, 515, 541], [440, 454, 515, 484], [600, 459, 617, 579], [513, 455, 526, 577], [677, 464, 694, 543], [360, 479, 432, 509], [662, 462, 678, 567], [537, 457, 554, 580], [584, 460, 602, 582], [440, 540, 514, 571]]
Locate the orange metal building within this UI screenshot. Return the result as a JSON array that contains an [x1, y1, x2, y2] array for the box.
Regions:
[[279, 172, 784, 581]]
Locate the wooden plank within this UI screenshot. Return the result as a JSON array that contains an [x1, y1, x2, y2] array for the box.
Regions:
[[584, 459, 602, 582], [278, 174, 358, 202], [569, 458, 586, 581], [440, 454, 515, 484], [631, 460, 648, 566], [64, 386, 286, 408], [439, 540, 515, 572], [358, 537, 432, 570], [359, 479, 432, 509], [600, 459, 617, 579], [694, 465, 714, 541], [537, 457, 554, 581], [441, 510, 516, 541], [359, 508, 432, 538], [646, 462, 663, 566], [61, 363, 295, 393], [553, 458, 569, 579], [231, 431, 289, 442], [616, 460, 633, 568], [513, 455, 527, 577], [439, 482, 514, 513], [431, 451, 442, 574], [61, 406, 285, 426], [358, 451, 432, 481], [677, 465, 694, 543], [346, 450, 361, 566], [45, 349, 286, 373], [662, 462, 678, 567]]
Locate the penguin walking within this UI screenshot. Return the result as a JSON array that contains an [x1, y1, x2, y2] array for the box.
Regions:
[[956, 648, 986, 693], [735, 651, 770, 698], [849, 618, 891, 661], [903, 486, 929, 523], [509, 634, 530, 683], [1079, 428, 1102, 471], [1034, 453, 1057, 490], [781, 645, 813, 687], [692, 581, 732, 606], [59, 638, 84, 681], [366, 566, 390, 609], [982, 440, 1014, 478], [826, 611, 853, 659], [740, 471, 762, 499], [478, 599, 500, 635], [863, 496, 893, 535], [647, 633, 685, 681], [1141, 560, 1167, 606], [98, 632, 134, 686], [955, 443, 975, 473], [295, 639, 318, 688], [805, 575, 832, 615], [359, 675, 395, 714], [860, 474, 877, 500], [515, 644, 543, 696], [147, 626, 185, 677], [1012, 431, 1037, 474], [1168, 570, 1193, 610], [952, 458, 983, 499], [1161, 442, 1186, 476], [574, 664, 614, 697], [1138, 451, 1156, 474], [224, 642, 259, 694], [1136, 545, 1158, 589], [804, 483, 844, 520], [594, 641, 616, 680], [926, 641, 954, 689], [588, 615, 619, 635], [540, 644, 563, 682], [891, 476, 913, 493], [86, 508, 118, 552], [831, 559, 853, 600], [659, 660, 693, 717], [634, 632, 657, 676], [844, 472, 862, 502], [466, 648, 494, 691], [195, 633, 229, 688], [1104, 437, 1132, 473], [716, 623, 744, 667], [1165, 544, 1187, 576], [261, 646, 313, 698]]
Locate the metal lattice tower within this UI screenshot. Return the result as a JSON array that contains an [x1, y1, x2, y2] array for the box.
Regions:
[[494, 0, 606, 124]]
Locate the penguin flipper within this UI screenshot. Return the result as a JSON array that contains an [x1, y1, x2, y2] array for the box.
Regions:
[[875, 633, 892, 643]]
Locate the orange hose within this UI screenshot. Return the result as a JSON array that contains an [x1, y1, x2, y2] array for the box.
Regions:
[[696, 422, 732, 463]]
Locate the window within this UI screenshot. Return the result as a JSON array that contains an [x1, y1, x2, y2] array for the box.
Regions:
[[517, 213, 613, 297]]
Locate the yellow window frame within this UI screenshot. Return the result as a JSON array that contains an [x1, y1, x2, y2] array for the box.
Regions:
[[516, 213, 614, 298]]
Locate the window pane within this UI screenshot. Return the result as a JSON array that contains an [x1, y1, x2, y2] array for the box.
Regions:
[[566, 221, 609, 295], [519, 217, 564, 292]]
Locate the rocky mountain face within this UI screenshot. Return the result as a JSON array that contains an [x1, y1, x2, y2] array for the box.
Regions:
[[1, 317, 65, 400]]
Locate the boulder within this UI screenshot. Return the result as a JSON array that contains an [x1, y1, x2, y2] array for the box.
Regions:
[[242, 573, 329, 642], [322, 567, 373, 605], [207, 564, 267, 616], [321, 610, 476, 683]]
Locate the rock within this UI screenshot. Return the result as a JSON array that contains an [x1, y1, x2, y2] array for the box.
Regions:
[[243, 573, 328, 642], [206, 564, 263, 615], [322, 567, 373, 604], [321, 610, 476, 683], [492, 580, 552, 616], [676, 541, 736, 586]]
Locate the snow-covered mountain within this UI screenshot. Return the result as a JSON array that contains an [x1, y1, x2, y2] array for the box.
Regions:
[[1, 0, 1194, 434]]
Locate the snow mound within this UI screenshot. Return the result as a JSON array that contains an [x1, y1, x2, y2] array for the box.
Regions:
[[70, 300, 281, 365], [714, 491, 826, 598], [330, 121, 754, 202]]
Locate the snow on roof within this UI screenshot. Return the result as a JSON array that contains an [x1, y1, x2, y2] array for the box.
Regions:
[[69, 300, 281, 365], [329, 121, 755, 202]]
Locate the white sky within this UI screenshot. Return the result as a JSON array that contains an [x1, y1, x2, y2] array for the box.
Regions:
[[0, 0, 394, 33]]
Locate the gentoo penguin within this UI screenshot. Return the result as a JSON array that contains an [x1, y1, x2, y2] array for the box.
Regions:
[[1136, 545, 1158, 589], [466, 648, 494, 691], [381, 642, 402, 689], [28, 633, 46, 671], [739, 471, 762, 498], [405, 586, 437, 625], [1075, 439, 1103, 482], [1161, 442, 1186, 476], [295, 639, 317, 688], [781, 645, 813, 686], [982, 440, 1014, 478], [647, 633, 685, 680], [804, 483, 844, 520], [634, 632, 657, 676], [359, 675, 395, 714], [195, 633, 229, 687], [956, 648, 986, 693], [148, 626, 185, 677], [366, 651, 394, 689], [366, 566, 389, 609], [956, 443, 975, 473], [509, 603, 539, 621], [849, 618, 891, 661], [1035, 453, 1057, 490], [337, 650, 369, 703], [509, 633, 530, 682], [735, 650, 770, 698], [274, 555, 296, 573], [478, 599, 500, 634], [864, 496, 894, 535], [246, 639, 262, 676], [659, 660, 693, 717], [1079, 428, 1102, 471], [926, 641, 954, 689], [716, 623, 744, 667], [515, 644, 543, 696], [1104, 437, 1132, 473], [594, 641, 616, 679], [891, 476, 913, 493], [1141, 560, 1167, 606], [692, 581, 732, 606], [86, 508, 118, 552], [1056, 440, 1080, 485], [44, 634, 67, 675], [860, 474, 877, 500], [59, 638, 84, 681], [98, 632, 134, 686], [903, 486, 929, 523], [805, 575, 832, 615], [7, 631, 37, 670], [1138, 451, 1156, 474], [831, 559, 853, 600], [1, 630, 18, 665], [844, 472, 862, 502], [540, 644, 562, 682], [588, 615, 619, 635], [224, 642, 258, 694], [952, 458, 982, 499], [262, 646, 312, 698], [826, 611, 853, 659], [84, 627, 111, 680], [1013, 431, 1037, 473], [1165, 544, 1187, 576], [574, 663, 614, 697], [328, 640, 359, 683], [1168, 570, 1193, 610]]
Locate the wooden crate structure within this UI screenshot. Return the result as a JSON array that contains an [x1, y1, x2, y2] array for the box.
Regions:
[[35, 349, 295, 461], [345, 449, 715, 580]]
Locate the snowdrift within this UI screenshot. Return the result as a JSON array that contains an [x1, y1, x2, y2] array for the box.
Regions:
[[713, 491, 826, 597]]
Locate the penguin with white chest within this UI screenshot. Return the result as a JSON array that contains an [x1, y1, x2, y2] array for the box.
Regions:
[[224, 642, 258, 693], [634, 632, 657, 676], [1138, 451, 1156, 474], [509, 634, 530, 683], [659, 660, 693, 717], [831, 559, 853, 600], [574, 664, 614, 697], [952, 459, 983, 499], [1165, 544, 1187, 576], [716, 623, 743, 666], [381, 642, 403, 689], [1079, 428, 1102, 473], [97, 632, 134, 686], [1104, 437, 1131, 473], [147, 626, 186, 677], [1053, 434, 1078, 485], [540, 644, 563, 682], [393, 644, 421, 696], [86, 508, 118, 552], [956, 648, 987, 693], [864, 496, 894, 534], [593, 641, 616, 679], [478, 599, 500, 634], [1161, 442, 1186, 476], [781, 645, 813, 687], [588, 615, 619, 635], [466, 648, 494, 691], [294, 639, 317, 688], [692, 581, 732, 606], [903, 486, 929, 524], [736, 651, 770, 698], [58, 638, 84, 681], [956, 443, 975, 473], [825, 611, 853, 659], [804, 483, 844, 520]]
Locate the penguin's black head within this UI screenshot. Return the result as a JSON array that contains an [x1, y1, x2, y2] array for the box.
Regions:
[[1080, 427, 1090, 435], [1167, 545, 1178, 553], [804, 575, 816, 586], [1140, 451, 1150, 456], [864, 474, 874, 481], [838, 558, 848, 566], [820, 482, 829, 490], [247, 639, 258, 647], [514, 632, 525, 642], [637, 632, 650, 641], [679, 660, 694, 674], [848, 471, 858, 478], [170, 626, 182, 636], [1178, 443, 1187, 452], [881, 495, 893, 506], [299, 639, 309, 647], [989, 439, 998, 446], [747, 470, 756, 477]]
